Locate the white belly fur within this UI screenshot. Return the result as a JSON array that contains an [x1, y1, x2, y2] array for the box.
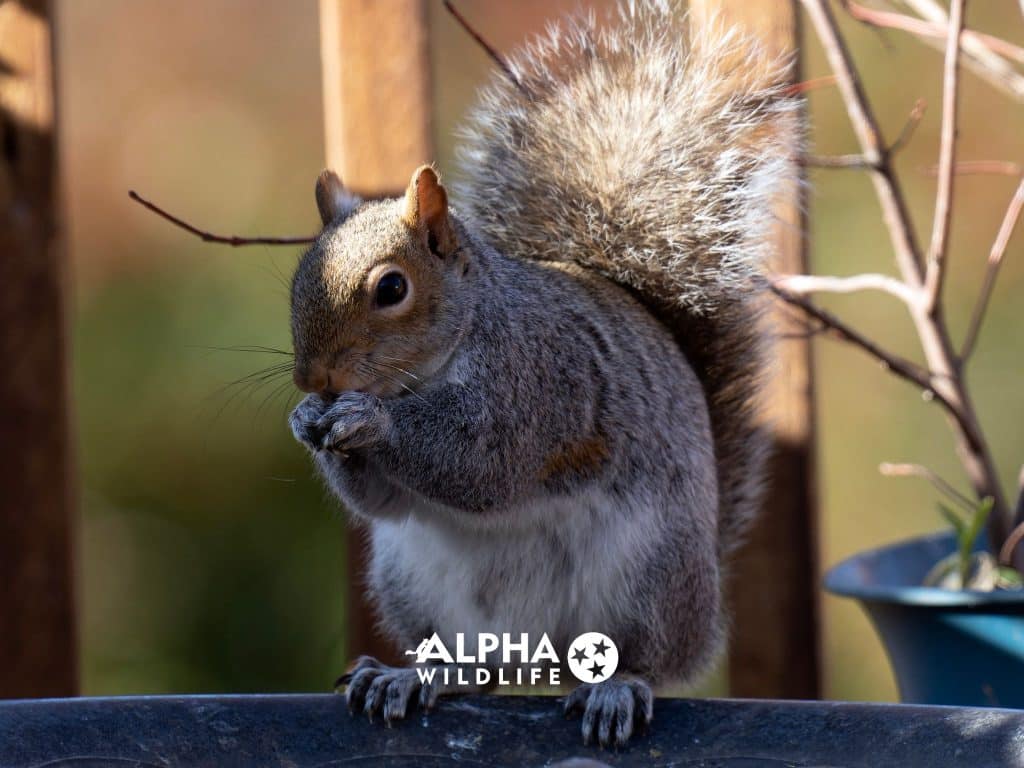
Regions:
[[367, 487, 664, 657]]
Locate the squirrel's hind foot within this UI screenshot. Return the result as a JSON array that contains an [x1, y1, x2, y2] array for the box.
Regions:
[[564, 677, 654, 748]]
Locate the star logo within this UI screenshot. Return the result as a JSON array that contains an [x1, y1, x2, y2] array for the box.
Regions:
[[566, 632, 619, 684]]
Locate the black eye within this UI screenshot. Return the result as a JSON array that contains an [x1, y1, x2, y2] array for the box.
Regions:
[[375, 271, 408, 307]]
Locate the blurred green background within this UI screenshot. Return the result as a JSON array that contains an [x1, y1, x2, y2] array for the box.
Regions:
[[60, 1, 1024, 699]]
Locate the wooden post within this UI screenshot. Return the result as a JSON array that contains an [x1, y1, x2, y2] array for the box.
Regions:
[[0, 0, 77, 698], [318, 0, 433, 662], [319, 0, 432, 199], [690, 0, 821, 699]]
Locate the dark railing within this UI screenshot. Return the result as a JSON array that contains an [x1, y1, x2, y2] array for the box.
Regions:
[[2, 694, 1023, 767]]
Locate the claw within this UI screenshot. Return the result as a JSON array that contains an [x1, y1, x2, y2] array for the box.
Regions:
[[567, 676, 653, 748], [345, 667, 383, 715], [363, 673, 393, 721], [563, 682, 592, 717], [335, 656, 428, 725]]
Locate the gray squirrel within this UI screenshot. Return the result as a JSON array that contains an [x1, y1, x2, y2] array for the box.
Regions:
[[288, 0, 796, 748]]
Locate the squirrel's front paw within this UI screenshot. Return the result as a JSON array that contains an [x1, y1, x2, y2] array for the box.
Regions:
[[564, 676, 654, 748], [336, 656, 424, 724], [289, 393, 332, 451], [317, 391, 390, 454]]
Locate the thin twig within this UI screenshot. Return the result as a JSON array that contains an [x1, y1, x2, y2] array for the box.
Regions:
[[803, 154, 875, 169], [769, 285, 948, 407], [845, 1, 1024, 65], [128, 190, 316, 247], [1001, 462, 1024, 561], [804, 99, 924, 171], [845, 1, 937, 38], [774, 272, 919, 307], [960, 176, 1024, 361], [1017, 465, 1024, 528], [894, 0, 1024, 102], [783, 74, 838, 96], [890, 98, 927, 154], [801, 0, 925, 283], [923, 0, 966, 313], [802, 0, 1012, 551], [879, 461, 978, 511], [443, 1, 529, 98], [924, 160, 1024, 177], [1000, 520, 1024, 565]]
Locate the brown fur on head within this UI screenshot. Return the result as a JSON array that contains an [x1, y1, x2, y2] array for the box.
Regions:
[[291, 166, 469, 397]]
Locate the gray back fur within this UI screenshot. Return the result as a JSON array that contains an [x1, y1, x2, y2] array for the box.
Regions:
[[455, 0, 798, 552]]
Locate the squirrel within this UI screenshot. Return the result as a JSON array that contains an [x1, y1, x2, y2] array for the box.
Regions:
[[288, 0, 796, 748]]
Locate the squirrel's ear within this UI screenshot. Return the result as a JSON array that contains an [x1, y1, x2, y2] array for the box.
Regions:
[[315, 169, 359, 226], [402, 165, 457, 257]]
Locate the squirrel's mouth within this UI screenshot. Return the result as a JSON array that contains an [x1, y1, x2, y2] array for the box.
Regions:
[[325, 364, 419, 400]]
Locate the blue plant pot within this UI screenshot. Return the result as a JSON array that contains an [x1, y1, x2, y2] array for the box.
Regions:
[[824, 531, 1024, 708]]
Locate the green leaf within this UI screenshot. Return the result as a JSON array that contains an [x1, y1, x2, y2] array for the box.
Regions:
[[962, 497, 994, 563], [937, 502, 966, 538], [997, 566, 1024, 589], [937, 498, 992, 588]]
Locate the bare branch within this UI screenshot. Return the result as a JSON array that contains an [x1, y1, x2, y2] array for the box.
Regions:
[[802, 0, 1012, 547], [803, 99, 923, 171], [846, 1, 1024, 65], [443, 1, 529, 99], [769, 285, 946, 406], [894, 0, 1024, 102], [845, 1, 936, 37], [1003, 467, 1024, 564], [129, 191, 316, 247], [961, 176, 1024, 361], [801, 0, 925, 285], [923, 0, 966, 313], [782, 74, 838, 96], [1000, 520, 1024, 566], [773, 272, 919, 307], [803, 153, 874, 169], [924, 160, 1023, 177], [1017, 465, 1024, 528], [879, 461, 977, 511], [890, 98, 927, 154]]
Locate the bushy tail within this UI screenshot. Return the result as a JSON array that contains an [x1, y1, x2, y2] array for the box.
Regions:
[[455, 0, 798, 553]]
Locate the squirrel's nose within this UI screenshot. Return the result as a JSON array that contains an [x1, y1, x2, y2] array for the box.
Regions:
[[294, 361, 328, 394]]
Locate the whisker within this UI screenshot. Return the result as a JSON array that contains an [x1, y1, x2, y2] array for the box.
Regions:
[[362, 361, 426, 402], [190, 344, 294, 356], [209, 362, 294, 398], [280, 385, 302, 424], [375, 354, 419, 366], [372, 359, 422, 382], [256, 377, 296, 419], [212, 368, 291, 420]]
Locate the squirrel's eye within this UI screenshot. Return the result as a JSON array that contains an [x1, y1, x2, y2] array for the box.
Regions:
[[375, 271, 408, 308]]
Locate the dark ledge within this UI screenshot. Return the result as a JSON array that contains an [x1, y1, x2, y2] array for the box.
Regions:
[[1, 694, 1023, 767]]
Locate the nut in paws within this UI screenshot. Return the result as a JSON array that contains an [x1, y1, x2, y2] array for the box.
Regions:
[[316, 391, 389, 453]]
